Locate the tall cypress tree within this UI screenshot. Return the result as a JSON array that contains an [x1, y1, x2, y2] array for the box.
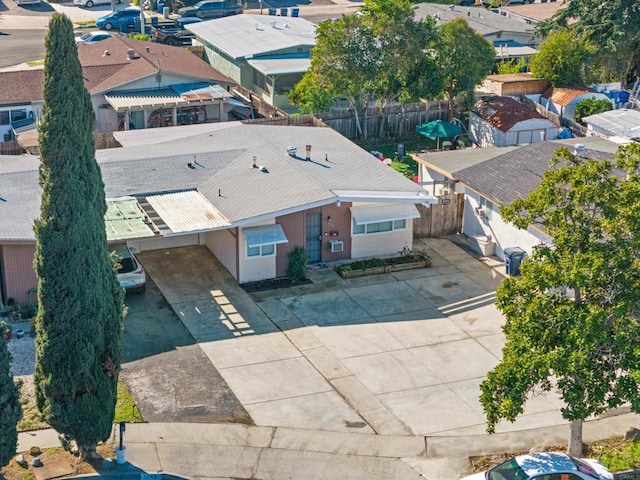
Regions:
[[34, 13, 124, 460], [0, 336, 22, 467]]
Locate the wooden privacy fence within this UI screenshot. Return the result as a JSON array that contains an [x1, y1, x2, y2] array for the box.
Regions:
[[520, 96, 587, 137], [413, 193, 464, 238]]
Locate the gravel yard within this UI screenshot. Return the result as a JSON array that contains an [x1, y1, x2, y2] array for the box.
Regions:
[[7, 334, 36, 376]]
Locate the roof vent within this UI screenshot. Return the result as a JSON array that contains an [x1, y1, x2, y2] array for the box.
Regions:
[[103, 50, 110, 57], [252, 155, 258, 168], [271, 20, 276, 28], [145, 46, 150, 53], [305, 144, 312, 161], [574, 143, 586, 157], [287, 146, 297, 156], [127, 48, 137, 60], [449, 4, 455, 10]]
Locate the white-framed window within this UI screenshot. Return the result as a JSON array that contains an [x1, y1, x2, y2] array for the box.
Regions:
[[352, 218, 407, 236], [246, 243, 275, 258]]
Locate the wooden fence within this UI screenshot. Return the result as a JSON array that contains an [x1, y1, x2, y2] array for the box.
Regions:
[[413, 193, 464, 238], [520, 96, 587, 137], [0, 140, 25, 155]]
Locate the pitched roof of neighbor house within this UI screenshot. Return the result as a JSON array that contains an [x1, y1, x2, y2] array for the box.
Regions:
[[484, 73, 545, 84], [77, 36, 235, 93], [541, 87, 599, 106], [498, 2, 567, 23], [0, 38, 234, 105], [413, 3, 533, 37], [473, 96, 549, 131], [187, 14, 316, 60], [583, 108, 640, 141], [0, 70, 44, 105], [0, 123, 430, 241], [453, 140, 616, 205]]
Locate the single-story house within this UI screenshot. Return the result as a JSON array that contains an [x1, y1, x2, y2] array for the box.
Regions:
[[414, 3, 539, 47], [0, 36, 239, 144], [186, 14, 316, 112], [540, 87, 612, 121], [582, 108, 640, 143], [480, 73, 550, 97], [470, 95, 558, 147], [413, 137, 619, 259], [0, 123, 436, 304]]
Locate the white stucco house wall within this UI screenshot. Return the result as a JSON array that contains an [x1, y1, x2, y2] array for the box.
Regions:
[[540, 87, 612, 121], [413, 137, 620, 260], [470, 96, 559, 147]]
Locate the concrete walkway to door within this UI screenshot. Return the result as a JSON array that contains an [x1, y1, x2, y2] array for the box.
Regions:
[[136, 238, 568, 438]]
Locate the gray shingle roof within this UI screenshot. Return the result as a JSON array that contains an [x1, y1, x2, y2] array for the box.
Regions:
[[414, 3, 534, 37], [0, 124, 424, 241], [454, 141, 614, 205], [187, 14, 316, 60]]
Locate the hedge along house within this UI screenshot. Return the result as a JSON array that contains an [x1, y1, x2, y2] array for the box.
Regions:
[[470, 96, 559, 147], [186, 14, 316, 113], [0, 123, 436, 305]]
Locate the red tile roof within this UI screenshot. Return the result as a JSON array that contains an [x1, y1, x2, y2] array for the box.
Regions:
[[1, 37, 235, 105], [0, 70, 44, 104], [474, 95, 547, 132], [541, 87, 596, 106], [77, 36, 235, 94]]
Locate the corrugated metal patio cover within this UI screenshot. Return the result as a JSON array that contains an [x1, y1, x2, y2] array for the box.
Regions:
[[244, 224, 288, 248], [146, 190, 230, 233], [105, 197, 155, 240], [350, 204, 420, 225]]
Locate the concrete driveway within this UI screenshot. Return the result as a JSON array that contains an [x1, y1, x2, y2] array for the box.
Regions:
[[137, 238, 566, 437]]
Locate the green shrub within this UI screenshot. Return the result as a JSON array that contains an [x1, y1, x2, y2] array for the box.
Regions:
[[334, 250, 430, 275], [129, 33, 149, 41], [600, 441, 640, 472], [287, 247, 309, 282]]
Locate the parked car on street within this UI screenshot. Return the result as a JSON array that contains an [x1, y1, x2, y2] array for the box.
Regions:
[[112, 244, 146, 294], [462, 452, 614, 480], [150, 16, 202, 45], [75, 31, 114, 44], [74, 0, 122, 8], [178, 0, 242, 20], [96, 8, 141, 31]]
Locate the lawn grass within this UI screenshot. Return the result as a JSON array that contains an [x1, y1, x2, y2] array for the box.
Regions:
[[17, 376, 143, 432], [26, 60, 45, 67]]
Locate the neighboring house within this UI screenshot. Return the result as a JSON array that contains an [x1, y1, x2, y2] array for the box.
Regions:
[[414, 3, 539, 48], [186, 14, 316, 112], [497, 1, 567, 25], [413, 137, 619, 260], [540, 87, 612, 121], [480, 73, 550, 97], [0, 70, 44, 143], [582, 109, 640, 143], [0, 36, 238, 144], [0, 123, 436, 304], [470, 96, 558, 147]]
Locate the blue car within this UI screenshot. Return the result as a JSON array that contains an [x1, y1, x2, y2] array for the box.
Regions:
[[96, 8, 141, 31]]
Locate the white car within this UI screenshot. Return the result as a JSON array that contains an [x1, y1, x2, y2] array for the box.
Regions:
[[75, 31, 114, 44], [462, 452, 614, 480], [74, 0, 122, 8], [112, 244, 146, 294]]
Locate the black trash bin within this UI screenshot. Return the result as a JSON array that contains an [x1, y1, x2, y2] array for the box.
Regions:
[[504, 247, 526, 276]]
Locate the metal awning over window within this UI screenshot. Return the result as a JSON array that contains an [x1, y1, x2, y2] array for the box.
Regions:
[[350, 204, 420, 225], [244, 224, 288, 248]]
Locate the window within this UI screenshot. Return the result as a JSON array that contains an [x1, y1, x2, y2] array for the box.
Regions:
[[253, 69, 267, 91], [0, 111, 9, 126], [10, 109, 27, 123], [247, 243, 275, 258], [352, 218, 407, 236]]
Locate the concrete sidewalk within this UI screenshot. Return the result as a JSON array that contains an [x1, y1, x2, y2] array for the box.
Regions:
[[17, 412, 640, 480]]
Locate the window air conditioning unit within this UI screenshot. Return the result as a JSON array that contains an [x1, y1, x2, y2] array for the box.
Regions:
[[475, 207, 487, 219], [329, 240, 344, 252]]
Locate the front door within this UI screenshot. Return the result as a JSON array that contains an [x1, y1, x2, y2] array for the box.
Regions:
[[306, 212, 322, 263]]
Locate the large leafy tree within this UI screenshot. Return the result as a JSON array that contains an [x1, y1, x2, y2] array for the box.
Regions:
[[0, 336, 22, 467], [480, 144, 640, 457], [435, 18, 495, 120], [537, 0, 640, 84], [34, 13, 124, 460], [289, 0, 441, 139], [573, 97, 613, 124], [529, 30, 595, 87]]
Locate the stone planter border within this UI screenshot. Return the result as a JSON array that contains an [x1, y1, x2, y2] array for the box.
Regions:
[[339, 260, 431, 279]]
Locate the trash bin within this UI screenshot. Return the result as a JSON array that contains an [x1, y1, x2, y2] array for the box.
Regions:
[[150, 0, 157, 10], [267, 7, 276, 15], [119, 20, 129, 33], [504, 247, 526, 276], [157, 1, 163, 12], [133, 17, 141, 32], [150, 15, 158, 25], [280, 7, 287, 15], [290, 7, 299, 16], [163, 6, 170, 18]]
